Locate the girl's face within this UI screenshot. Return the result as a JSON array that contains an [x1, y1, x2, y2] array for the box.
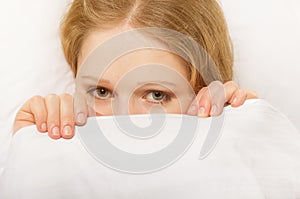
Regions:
[[77, 27, 194, 116]]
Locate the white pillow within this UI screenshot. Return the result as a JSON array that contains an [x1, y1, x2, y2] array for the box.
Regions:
[[0, 100, 299, 198]]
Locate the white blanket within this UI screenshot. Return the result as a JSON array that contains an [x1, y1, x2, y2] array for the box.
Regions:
[[0, 99, 299, 198]]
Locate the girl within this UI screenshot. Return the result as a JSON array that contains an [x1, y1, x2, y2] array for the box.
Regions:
[[13, 0, 257, 139]]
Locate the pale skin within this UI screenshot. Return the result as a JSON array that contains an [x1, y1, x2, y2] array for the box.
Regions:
[[13, 26, 257, 139]]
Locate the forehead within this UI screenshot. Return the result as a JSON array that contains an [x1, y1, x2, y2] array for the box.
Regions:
[[105, 49, 187, 79], [78, 27, 188, 81], [78, 27, 126, 67]]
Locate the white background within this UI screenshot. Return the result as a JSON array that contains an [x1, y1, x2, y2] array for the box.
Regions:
[[221, 0, 300, 131]]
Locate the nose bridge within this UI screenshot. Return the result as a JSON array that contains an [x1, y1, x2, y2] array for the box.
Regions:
[[111, 93, 131, 115]]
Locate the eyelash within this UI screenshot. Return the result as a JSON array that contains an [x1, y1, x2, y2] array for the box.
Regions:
[[87, 87, 113, 100], [87, 87, 173, 104], [143, 90, 172, 104]]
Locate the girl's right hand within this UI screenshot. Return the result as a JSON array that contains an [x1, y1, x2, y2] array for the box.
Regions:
[[13, 94, 87, 139]]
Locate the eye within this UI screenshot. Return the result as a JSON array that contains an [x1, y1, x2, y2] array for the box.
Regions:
[[88, 87, 112, 100], [145, 91, 170, 104]]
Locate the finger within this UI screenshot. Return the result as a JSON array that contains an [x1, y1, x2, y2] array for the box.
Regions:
[[223, 81, 239, 103], [29, 96, 48, 132], [207, 81, 226, 117], [230, 89, 246, 107], [231, 89, 257, 107], [187, 87, 207, 116], [45, 94, 61, 139], [245, 90, 258, 99], [88, 106, 97, 117], [13, 95, 47, 133], [196, 87, 212, 117], [74, 92, 88, 126], [60, 94, 75, 139]]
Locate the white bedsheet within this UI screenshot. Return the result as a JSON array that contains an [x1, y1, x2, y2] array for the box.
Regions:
[[0, 99, 299, 198]]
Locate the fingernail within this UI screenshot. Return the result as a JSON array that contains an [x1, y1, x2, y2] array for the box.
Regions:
[[210, 105, 218, 116], [187, 105, 198, 115], [198, 107, 206, 117], [51, 126, 60, 136], [41, 123, 47, 131], [63, 125, 72, 136], [76, 113, 86, 124]]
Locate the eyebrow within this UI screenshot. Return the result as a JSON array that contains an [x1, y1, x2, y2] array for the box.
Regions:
[[80, 75, 111, 84], [137, 81, 177, 87], [80, 75, 178, 89]]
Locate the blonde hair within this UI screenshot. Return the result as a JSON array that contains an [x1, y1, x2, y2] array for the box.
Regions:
[[60, 0, 233, 93]]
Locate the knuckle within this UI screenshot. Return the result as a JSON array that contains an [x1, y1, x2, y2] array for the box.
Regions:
[[201, 87, 208, 92], [208, 81, 223, 90], [31, 95, 43, 103], [60, 93, 72, 99], [211, 80, 223, 85], [225, 81, 238, 89], [45, 94, 59, 101], [196, 87, 208, 98]]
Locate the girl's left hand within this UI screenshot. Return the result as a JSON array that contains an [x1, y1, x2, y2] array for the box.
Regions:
[[187, 81, 258, 117]]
